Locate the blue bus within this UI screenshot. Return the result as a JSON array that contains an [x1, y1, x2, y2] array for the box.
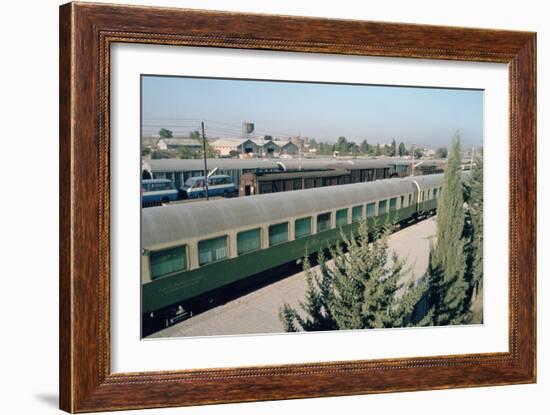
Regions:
[[142, 179, 179, 206], [180, 175, 237, 199]]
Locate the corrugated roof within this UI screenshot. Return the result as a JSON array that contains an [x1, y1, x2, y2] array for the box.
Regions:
[[141, 137, 160, 146], [159, 138, 202, 146], [142, 174, 444, 248], [257, 169, 349, 181], [281, 141, 298, 148], [147, 158, 281, 172], [279, 159, 398, 170], [248, 139, 281, 148], [212, 138, 248, 147], [146, 157, 412, 173]]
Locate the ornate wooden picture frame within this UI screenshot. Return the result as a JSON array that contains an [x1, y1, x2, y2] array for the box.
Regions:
[[59, 2, 536, 412]]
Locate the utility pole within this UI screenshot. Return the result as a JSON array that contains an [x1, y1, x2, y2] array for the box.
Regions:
[[201, 121, 209, 200], [411, 144, 415, 176]]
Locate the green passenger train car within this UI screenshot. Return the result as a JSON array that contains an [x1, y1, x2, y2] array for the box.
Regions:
[[141, 174, 444, 333]]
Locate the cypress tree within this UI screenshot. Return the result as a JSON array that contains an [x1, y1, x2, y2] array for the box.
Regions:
[[463, 153, 484, 322], [467, 154, 483, 291], [398, 142, 406, 157], [279, 220, 428, 331], [389, 139, 397, 156], [426, 136, 470, 325]]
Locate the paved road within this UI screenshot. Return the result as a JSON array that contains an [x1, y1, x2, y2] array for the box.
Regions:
[[148, 216, 437, 338]]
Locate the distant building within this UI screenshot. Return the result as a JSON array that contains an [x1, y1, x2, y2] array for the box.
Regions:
[[141, 137, 161, 151], [280, 141, 299, 156], [212, 138, 262, 157], [210, 136, 310, 157], [290, 136, 304, 148], [262, 140, 281, 157], [157, 137, 203, 154], [423, 148, 436, 157]]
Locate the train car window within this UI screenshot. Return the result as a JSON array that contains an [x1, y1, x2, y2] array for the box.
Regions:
[[409, 194, 413, 206], [366, 202, 376, 217], [293, 178, 302, 190], [150, 246, 187, 279], [336, 209, 348, 226], [259, 182, 272, 194], [434, 188, 438, 198], [317, 212, 332, 232], [389, 198, 397, 211], [283, 180, 294, 191], [237, 228, 262, 255], [378, 200, 388, 214], [304, 178, 315, 189], [401, 195, 405, 208], [272, 180, 283, 192], [198, 236, 228, 266], [269, 222, 289, 246], [295, 217, 312, 238], [352, 205, 363, 222]]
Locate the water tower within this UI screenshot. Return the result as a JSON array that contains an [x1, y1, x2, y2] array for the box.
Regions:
[[242, 121, 255, 138]]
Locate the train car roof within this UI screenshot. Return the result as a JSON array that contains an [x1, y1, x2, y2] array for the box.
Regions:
[[185, 174, 232, 181], [146, 158, 281, 172], [142, 178, 173, 183], [142, 174, 444, 249], [144, 157, 414, 173], [410, 174, 445, 190], [256, 169, 350, 181], [277, 158, 410, 171]]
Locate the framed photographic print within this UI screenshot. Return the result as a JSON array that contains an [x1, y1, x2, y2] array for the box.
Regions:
[[59, 2, 536, 412]]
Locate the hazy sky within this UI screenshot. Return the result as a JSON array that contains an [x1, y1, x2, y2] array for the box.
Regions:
[[142, 76, 483, 148]]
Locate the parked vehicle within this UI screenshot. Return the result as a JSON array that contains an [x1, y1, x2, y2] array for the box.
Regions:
[[141, 179, 178, 206], [180, 175, 237, 199]]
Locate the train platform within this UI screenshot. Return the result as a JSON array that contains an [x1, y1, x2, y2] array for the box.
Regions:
[[147, 216, 437, 338]]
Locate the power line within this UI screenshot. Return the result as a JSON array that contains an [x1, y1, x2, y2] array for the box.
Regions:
[[144, 117, 298, 138], [142, 124, 201, 128]]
